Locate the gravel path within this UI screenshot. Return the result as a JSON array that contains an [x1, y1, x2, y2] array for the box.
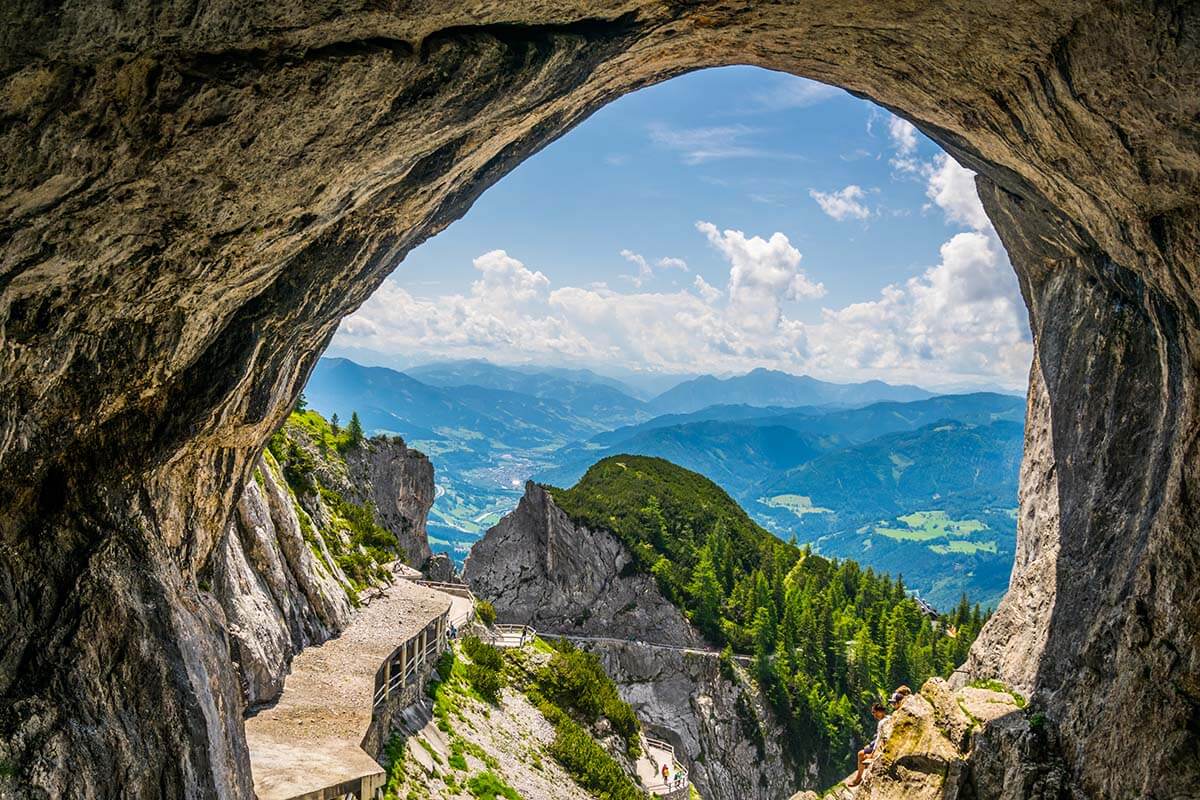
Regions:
[[245, 579, 451, 800]]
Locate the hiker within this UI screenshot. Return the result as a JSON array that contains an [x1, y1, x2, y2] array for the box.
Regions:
[[661, 763, 670, 784], [890, 685, 912, 709], [847, 702, 888, 787]]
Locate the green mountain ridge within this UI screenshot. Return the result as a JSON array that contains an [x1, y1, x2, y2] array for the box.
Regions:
[[545, 455, 987, 784]]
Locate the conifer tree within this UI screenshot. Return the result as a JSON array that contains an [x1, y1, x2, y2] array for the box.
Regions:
[[347, 411, 364, 447], [688, 544, 723, 636]]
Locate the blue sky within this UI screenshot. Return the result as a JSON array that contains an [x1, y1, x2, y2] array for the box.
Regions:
[[331, 67, 1032, 392]]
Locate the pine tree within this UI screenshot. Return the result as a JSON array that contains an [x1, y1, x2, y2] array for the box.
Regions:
[[294, 392, 308, 412], [688, 544, 723, 636], [884, 605, 912, 689], [347, 411, 364, 447], [330, 412, 340, 433]]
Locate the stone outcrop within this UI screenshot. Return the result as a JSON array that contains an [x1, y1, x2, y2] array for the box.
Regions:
[[1, 2, 1198, 797], [344, 438, 435, 570], [795, 679, 1070, 800], [464, 482, 701, 648], [465, 483, 798, 800]]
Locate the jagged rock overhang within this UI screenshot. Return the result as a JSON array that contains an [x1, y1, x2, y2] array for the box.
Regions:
[[1, 3, 1197, 798]]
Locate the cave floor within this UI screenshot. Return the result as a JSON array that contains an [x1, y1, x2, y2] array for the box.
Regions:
[[244, 579, 453, 800]]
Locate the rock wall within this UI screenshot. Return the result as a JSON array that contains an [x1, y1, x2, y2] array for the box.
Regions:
[[208, 456, 353, 707], [796, 679, 1069, 800], [465, 483, 799, 800], [594, 643, 800, 800], [345, 440, 435, 570], [1, 2, 1197, 797], [464, 482, 701, 647]]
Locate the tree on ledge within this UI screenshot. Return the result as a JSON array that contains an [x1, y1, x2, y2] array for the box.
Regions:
[[347, 411, 364, 448]]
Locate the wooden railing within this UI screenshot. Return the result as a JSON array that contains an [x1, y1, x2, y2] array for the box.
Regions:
[[371, 610, 449, 708]]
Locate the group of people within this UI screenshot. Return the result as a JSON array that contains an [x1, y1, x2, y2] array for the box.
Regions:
[[659, 762, 686, 792], [846, 685, 912, 788]]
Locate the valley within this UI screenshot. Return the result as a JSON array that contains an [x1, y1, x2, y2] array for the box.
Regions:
[[305, 357, 1024, 610]]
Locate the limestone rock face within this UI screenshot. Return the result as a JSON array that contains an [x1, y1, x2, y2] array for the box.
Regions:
[[423, 553, 458, 583], [464, 482, 701, 647], [209, 457, 353, 706], [344, 438, 435, 569], [804, 679, 1071, 800], [1, 2, 1198, 797], [593, 642, 799, 800]]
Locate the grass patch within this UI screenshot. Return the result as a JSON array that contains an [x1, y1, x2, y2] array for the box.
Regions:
[[929, 539, 998, 555], [875, 510, 988, 542], [539, 703, 648, 800], [462, 636, 506, 704], [760, 494, 832, 516], [968, 679, 1027, 708], [534, 640, 640, 757], [381, 734, 405, 799]]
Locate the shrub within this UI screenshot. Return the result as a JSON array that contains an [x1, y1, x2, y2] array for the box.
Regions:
[[465, 663, 503, 703], [462, 636, 504, 671], [466, 770, 520, 800], [545, 713, 647, 800], [534, 642, 640, 755], [475, 599, 497, 627]]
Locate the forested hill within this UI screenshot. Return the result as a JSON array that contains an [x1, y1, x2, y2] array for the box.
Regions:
[[547, 455, 988, 783]]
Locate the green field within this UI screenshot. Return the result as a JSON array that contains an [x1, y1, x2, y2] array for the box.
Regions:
[[929, 539, 998, 555], [760, 494, 833, 517], [875, 510, 986, 542]]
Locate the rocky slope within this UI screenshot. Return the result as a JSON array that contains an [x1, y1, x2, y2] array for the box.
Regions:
[[2, 2, 1198, 797], [207, 410, 437, 707], [465, 482, 800, 800]]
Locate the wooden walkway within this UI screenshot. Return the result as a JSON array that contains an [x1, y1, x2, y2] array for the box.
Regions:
[[244, 579, 453, 800]]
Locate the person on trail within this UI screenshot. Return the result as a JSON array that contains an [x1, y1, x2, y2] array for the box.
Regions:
[[661, 763, 670, 784], [890, 685, 912, 709], [847, 702, 888, 787]]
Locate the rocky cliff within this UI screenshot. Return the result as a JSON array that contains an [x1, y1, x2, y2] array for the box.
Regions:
[[465, 482, 800, 800], [465, 482, 701, 647], [208, 454, 353, 706], [2, 2, 1198, 797], [207, 410, 437, 707]]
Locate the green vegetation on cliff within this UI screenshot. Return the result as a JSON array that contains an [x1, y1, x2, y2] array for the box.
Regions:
[[548, 455, 987, 783], [266, 408, 406, 590]]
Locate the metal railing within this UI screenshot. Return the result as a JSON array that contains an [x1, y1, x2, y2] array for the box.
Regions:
[[643, 736, 689, 797], [481, 623, 536, 649]]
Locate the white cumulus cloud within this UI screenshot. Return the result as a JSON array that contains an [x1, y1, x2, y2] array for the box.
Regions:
[[694, 275, 722, 303], [470, 249, 549, 302], [809, 185, 872, 221], [696, 220, 825, 331], [926, 154, 991, 231]]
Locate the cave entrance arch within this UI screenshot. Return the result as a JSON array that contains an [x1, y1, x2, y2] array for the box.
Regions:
[[1, 4, 1195, 799]]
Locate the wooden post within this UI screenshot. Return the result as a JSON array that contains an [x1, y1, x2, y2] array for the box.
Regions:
[[399, 641, 407, 687], [383, 655, 392, 701]]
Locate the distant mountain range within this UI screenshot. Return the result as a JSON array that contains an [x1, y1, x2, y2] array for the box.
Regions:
[[646, 367, 935, 415], [303, 356, 1022, 607]]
